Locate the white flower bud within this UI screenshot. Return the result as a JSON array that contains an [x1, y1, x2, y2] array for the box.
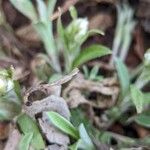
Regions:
[[66, 18, 89, 42], [0, 70, 14, 95], [144, 49, 150, 67]]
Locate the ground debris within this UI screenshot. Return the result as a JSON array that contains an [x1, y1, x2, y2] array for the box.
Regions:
[[3, 129, 21, 150], [63, 73, 119, 109]]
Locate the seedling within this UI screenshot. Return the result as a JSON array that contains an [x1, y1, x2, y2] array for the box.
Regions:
[[82, 65, 103, 81], [10, 0, 111, 81], [46, 111, 95, 150]]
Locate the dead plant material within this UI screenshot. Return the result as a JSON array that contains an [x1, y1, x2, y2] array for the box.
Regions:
[[133, 26, 145, 60], [0, 122, 10, 140], [89, 13, 114, 32], [4, 129, 21, 150], [136, 0, 150, 33], [0, 26, 27, 59], [16, 24, 40, 45], [22, 70, 79, 149], [51, 0, 80, 21], [91, 0, 117, 3], [24, 95, 70, 120], [46, 144, 67, 150], [63, 73, 119, 109]]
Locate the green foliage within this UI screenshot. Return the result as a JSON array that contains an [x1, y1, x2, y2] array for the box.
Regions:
[[19, 133, 33, 150], [0, 68, 22, 121], [133, 112, 150, 128], [115, 58, 130, 98], [130, 85, 144, 113], [46, 111, 79, 139], [78, 123, 95, 150], [17, 114, 45, 150], [10, 0, 37, 21], [10, 1, 110, 78], [73, 44, 111, 69], [46, 111, 95, 150], [83, 65, 103, 81]]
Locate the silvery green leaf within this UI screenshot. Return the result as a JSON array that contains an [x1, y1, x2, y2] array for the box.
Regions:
[[0, 101, 21, 121], [69, 139, 82, 150], [78, 123, 95, 150], [17, 114, 45, 150], [69, 6, 78, 19], [36, 0, 48, 23], [115, 58, 130, 98], [134, 112, 150, 128], [47, 0, 56, 16], [46, 111, 79, 140], [89, 66, 99, 80], [130, 85, 144, 113], [19, 133, 33, 150], [10, 0, 37, 22]]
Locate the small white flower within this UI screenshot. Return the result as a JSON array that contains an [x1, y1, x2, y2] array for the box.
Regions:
[[66, 18, 89, 41], [75, 18, 88, 38]]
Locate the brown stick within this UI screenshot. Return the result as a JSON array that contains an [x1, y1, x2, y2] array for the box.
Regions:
[[50, 0, 80, 21]]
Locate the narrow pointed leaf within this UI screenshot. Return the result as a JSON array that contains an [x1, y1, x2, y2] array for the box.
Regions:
[[78, 124, 95, 150], [130, 85, 144, 113], [46, 111, 79, 139], [17, 114, 45, 150], [115, 58, 130, 98], [73, 44, 111, 68], [10, 0, 37, 21], [19, 133, 33, 150]]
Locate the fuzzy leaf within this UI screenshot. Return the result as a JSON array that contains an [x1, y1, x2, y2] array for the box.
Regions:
[[47, 0, 56, 16], [17, 114, 45, 150], [19, 133, 33, 150], [69, 139, 82, 150], [0, 101, 21, 121], [79, 124, 95, 150], [73, 44, 111, 68], [46, 111, 79, 139], [115, 58, 130, 98], [10, 0, 37, 21], [36, 0, 48, 23], [134, 112, 150, 128], [130, 85, 144, 113]]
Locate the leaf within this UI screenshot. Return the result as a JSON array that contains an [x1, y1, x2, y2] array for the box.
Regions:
[[78, 29, 104, 47], [78, 124, 95, 150], [19, 133, 33, 150], [134, 112, 150, 128], [10, 0, 37, 21], [82, 65, 89, 79], [17, 114, 45, 150], [36, 0, 48, 23], [49, 73, 62, 83], [69, 6, 78, 19], [47, 0, 57, 16], [0, 101, 21, 121], [130, 85, 144, 113], [89, 66, 99, 80], [69, 139, 82, 150], [143, 93, 150, 104], [72, 44, 111, 68], [46, 111, 79, 139], [115, 58, 130, 98]]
